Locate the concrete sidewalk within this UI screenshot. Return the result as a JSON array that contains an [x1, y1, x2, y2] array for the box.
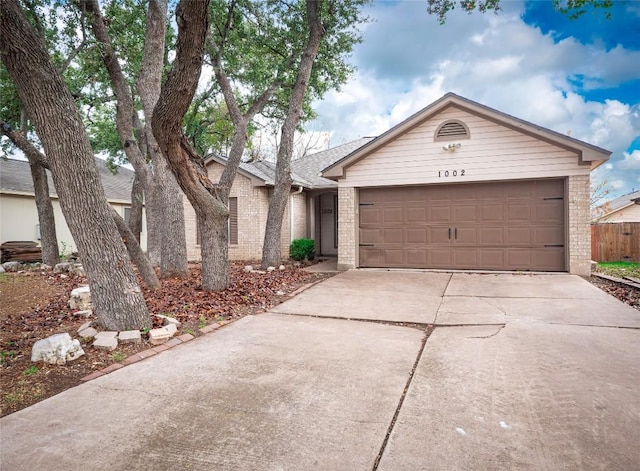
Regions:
[[2, 271, 639, 470]]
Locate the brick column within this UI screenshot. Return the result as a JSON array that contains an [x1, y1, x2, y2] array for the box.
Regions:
[[567, 175, 591, 276], [337, 186, 356, 270]]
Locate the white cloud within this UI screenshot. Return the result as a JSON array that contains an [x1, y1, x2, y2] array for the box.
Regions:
[[620, 150, 640, 170], [307, 0, 640, 196]]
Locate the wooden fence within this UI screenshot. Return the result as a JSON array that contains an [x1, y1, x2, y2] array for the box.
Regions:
[[591, 223, 640, 263]]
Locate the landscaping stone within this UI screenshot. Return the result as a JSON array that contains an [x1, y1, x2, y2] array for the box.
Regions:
[[148, 324, 178, 345], [53, 262, 73, 273], [73, 309, 93, 318], [155, 314, 181, 327], [118, 330, 142, 344], [93, 336, 118, 351], [69, 285, 92, 310], [277, 290, 285, 296], [71, 264, 85, 277], [78, 327, 98, 339], [244, 265, 253, 272], [31, 333, 85, 365], [95, 331, 118, 340], [0, 265, 5, 273], [2, 261, 21, 272], [40, 264, 52, 271], [267, 266, 276, 272], [279, 265, 286, 271], [77, 320, 94, 333]]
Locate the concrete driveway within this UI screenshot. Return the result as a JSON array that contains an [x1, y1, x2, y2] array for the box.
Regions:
[[2, 271, 640, 470]]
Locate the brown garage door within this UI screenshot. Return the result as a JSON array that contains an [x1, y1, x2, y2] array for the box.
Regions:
[[359, 179, 565, 271]]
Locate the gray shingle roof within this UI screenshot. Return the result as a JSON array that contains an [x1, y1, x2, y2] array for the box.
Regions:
[[291, 137, 375, 188], [206, 154, 312, 187], [599, 189, 640, 215], [0, 157, 135, 202]]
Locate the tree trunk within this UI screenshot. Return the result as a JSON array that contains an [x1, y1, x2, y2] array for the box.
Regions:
[[137, 0, 188, 278], [111, 207, 160, 289], [1, 0, 150, 331], [129, 173, 144, 243], [29, 161, 59, 266], [152, 0, 232, 291], [262, 0, 324, 268]]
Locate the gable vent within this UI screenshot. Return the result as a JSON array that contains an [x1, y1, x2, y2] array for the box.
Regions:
[[435, 120, 470, 141]]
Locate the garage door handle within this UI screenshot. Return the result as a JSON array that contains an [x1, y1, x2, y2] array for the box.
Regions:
[[455, 228, 458, 240], [448, 228, 451, 240], [359, 244, 374, 247]]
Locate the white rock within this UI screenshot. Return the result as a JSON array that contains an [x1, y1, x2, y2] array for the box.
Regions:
[[69, 285, 92, 310], [2, 261, 21, 272], [60, 274, 69, 279], [148, 324, 178, 345], [267, 266, 276, 272], [40, 264, 52, 271], [276, 290, 285, 296], [95, 331, 118, 339], [77, 320, 94, 333], [93, 336, 117, 351], [244, 265, 253, 272], [71, 265, 85, 277], [279, 265, 286, 271], [78, 327, 98, 338], [155, 314, 181, 327], [73, 309, 93, 318], [31, 333, 85, 365], [53, 262, 73, 273], [0, 265, 5, 273], [118, 330, 142, 344]]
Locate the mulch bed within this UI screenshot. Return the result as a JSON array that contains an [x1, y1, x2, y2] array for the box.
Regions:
[[0, 262, 332, 417], [588, 275, 640, 310]]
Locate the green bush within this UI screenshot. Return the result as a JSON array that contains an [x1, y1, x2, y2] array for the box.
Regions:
[[289, 238, 315, 261]]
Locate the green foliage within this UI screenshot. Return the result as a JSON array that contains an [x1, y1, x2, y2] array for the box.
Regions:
[[111, 351, 127, 362], [198, 316, 207, 329], [289, 238, 315, 261], [427, 0, 613, 24], [595, 262, 640, 279], [23, 366, 38, 376]]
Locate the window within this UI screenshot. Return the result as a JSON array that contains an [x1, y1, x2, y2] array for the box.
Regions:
[[434, 120, 470, 141], [196, 197, 238, 245]]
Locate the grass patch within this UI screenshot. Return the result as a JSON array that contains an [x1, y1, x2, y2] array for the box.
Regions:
[[111, 351, 127, 362], [595, 262, 640, 279], [22, 366, 38, 376]]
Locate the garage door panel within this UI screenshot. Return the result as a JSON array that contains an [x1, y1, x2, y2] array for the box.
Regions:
[[406, 228, 428, 244], [383, 228, 404, 244], [358, 179, 565, 271]]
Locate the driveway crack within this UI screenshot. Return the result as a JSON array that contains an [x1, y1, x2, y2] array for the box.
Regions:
[[372, 325, 434, 470]]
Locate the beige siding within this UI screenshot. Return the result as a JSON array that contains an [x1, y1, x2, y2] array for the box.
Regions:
[[0, 193, 147, 255], [340, 107, 589, 188], [599, 205, 640, 223]]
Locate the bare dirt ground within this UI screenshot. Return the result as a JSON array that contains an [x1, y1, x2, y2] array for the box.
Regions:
[[0, 262, 331, 417]]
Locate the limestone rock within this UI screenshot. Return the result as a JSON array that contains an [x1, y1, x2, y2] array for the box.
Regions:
[[93, 336, 117, 351], [78, 327, 98, 338], [267, 266, 276, 272], [31, 333, 85, 365], [40, 264, 52, 271], [69, 285, 92, 310], [244, 265, 253, 272], [71, 264, 85, 277], [74, 309, 93, 318], [2, 261, 21, 272], [95, 331, 118, 340], [77, 320, 94, 333], [118, 330, 142, 344], [148, 324, 178, 345], [53, 262, 73, 273], [0, 265, 5, 273], [155, 314, 181, 327], [279, 265, 286, 271]]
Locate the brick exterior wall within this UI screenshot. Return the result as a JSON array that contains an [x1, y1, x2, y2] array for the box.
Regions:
[[567, 174, 591, 276], [337, 186, 357, 270], [184, 162, 307, 263]]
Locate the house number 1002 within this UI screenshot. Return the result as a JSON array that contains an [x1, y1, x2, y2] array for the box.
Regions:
[[438, 169, 465, 177]]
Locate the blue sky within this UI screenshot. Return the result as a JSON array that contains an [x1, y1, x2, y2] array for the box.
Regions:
[[308, 0, 640, 200]]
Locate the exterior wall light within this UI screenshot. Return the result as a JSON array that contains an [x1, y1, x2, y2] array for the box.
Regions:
[[442, 143, 461, 152]]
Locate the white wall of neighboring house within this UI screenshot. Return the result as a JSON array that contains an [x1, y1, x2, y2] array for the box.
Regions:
[[0, 192, 147, 256], [597, 204, 640, 223]]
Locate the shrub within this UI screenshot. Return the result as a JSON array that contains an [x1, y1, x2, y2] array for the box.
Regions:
[[289, 238, 315, 261]]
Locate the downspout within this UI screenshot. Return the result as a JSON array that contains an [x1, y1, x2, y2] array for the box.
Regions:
[[290, 185, 304, 244]]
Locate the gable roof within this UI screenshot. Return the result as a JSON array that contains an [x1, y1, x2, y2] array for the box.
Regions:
[[292, 137, 375, 189], [322, 92, 612, 179], [205, 139, 375, 190], [594, 189, 640, 220], [0, 157, 135, 203]]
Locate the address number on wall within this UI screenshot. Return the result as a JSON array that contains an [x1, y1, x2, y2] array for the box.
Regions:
[[438, 169, 465, 177]]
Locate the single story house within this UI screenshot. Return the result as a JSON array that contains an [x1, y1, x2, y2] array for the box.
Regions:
[[0, 157, 145, 255], [592, 190, 640, 223], [192, 93, 610, 276]]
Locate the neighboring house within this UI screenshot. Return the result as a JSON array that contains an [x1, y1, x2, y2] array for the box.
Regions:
[[592, 190, 640, 223], [0, 158, 145, 254]]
